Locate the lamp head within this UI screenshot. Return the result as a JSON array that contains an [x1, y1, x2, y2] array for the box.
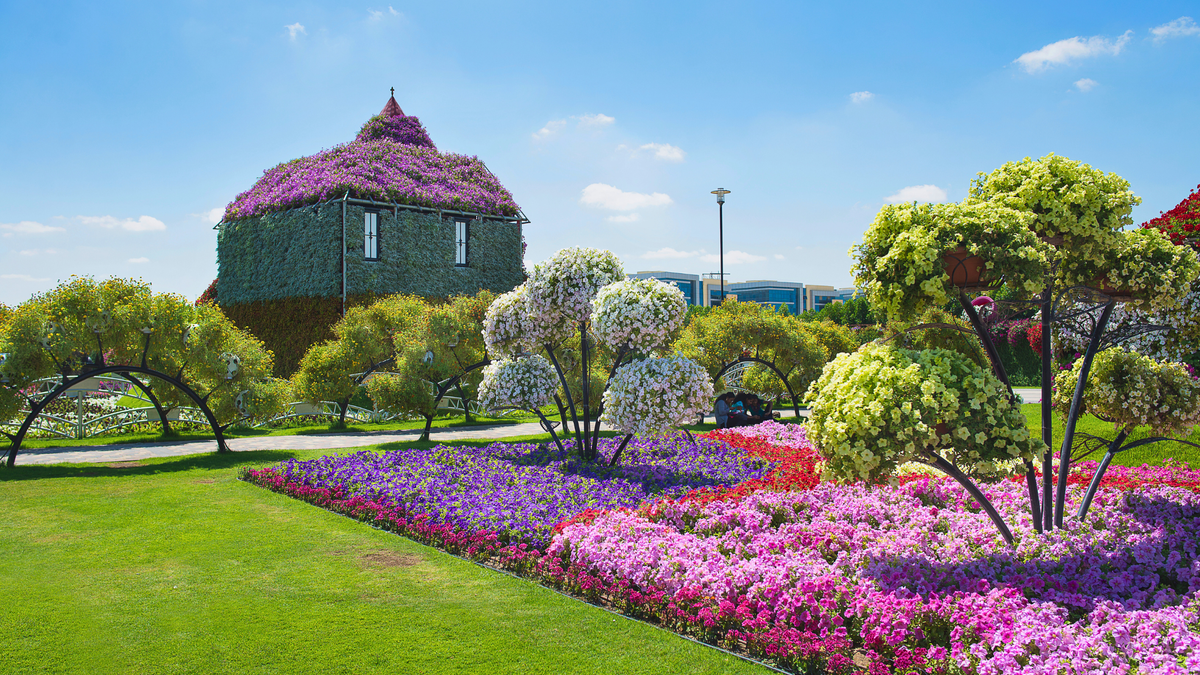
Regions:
[[711, 188, 731, 204]]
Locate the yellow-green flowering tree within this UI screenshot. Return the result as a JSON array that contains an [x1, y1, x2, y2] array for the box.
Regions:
[[0, 277, 284, 465]]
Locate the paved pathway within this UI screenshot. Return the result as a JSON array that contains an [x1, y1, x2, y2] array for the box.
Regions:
[[9, 398, 1033, 467], [11, 422, 548, 466], [1013, 387, 1042, 404]]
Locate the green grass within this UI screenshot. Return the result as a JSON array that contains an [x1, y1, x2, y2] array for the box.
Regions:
[[0, 444, 767, 675], [1020, 403, 1200, 467]]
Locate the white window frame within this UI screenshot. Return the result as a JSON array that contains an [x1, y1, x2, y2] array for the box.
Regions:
[[454, 220, 469, 267], [364, 211, 379, 261]]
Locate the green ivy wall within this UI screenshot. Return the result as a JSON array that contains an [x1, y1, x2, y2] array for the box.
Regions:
[[217, 199, 525, 376]]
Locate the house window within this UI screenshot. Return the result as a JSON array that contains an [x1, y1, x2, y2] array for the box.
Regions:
[[454, 220, 469, 267], [364, 212, 379, 261]]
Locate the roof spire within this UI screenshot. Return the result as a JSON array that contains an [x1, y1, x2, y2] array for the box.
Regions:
[[381, 89, 404, 117]]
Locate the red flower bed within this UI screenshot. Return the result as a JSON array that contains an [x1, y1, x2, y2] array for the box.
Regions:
[[678, 427, 822, 505]]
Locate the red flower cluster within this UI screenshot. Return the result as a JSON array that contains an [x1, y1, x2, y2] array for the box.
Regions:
[[1142, 183, 1200, 251], [679, 429, 822, 505], [1027, 322, 1043, 357]]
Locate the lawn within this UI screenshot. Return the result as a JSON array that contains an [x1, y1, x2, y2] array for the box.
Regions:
[[1020, 403, 1200, 466], [0, 445, 767, 675]]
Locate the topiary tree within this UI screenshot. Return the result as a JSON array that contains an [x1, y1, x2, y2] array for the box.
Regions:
[[844, 154, 1200, 537], [292, 294, 428, 422], [806, 342, 1044, 544], [674, 301, 831, 410], [0, 277, 285, 465], [1051, 347, 1200, 518], [480, 248, 705, 462]]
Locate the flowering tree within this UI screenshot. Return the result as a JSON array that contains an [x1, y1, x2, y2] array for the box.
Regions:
[[847, 154, 1200, 535], [806, 343, 1044, 543], [674, 301, 841, 410], [0, 277, 287, 466], [1051, 347, 1200, 517], [294, 291, 496, 438], [480, 248, 706, 462]]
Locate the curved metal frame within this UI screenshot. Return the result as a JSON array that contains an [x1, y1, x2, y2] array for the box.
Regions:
[[713, 356, 803, 419], [4, 364, 229, 467], [338, 357, 396, 426], [419, 359, 490, 441]]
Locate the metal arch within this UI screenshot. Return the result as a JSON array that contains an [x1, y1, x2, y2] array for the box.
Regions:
[[338, 356, 396, 425], [116, 371, 174, 436], [419, 359, 491, 442], [713, 356, 802, 418], [4, 365, 230, 468]]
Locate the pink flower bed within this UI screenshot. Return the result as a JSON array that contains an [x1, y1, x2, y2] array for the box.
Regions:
[[246, 421, 1200, 673]]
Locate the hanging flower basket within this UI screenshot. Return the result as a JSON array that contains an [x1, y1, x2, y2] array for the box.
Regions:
[[1091, 275, 1137, 303], [943, 247, 989, 288]]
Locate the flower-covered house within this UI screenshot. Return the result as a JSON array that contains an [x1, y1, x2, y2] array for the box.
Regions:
[[214, 94, 529, 375]]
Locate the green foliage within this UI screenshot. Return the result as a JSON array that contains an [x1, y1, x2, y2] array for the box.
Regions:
[[806, 343, 1045, 484], [223, 295, 348, 378], [1052, 347, 1200, 436], [799, 296, 879, 326], [852, 200, 1048, 322], [674, 301, 830, 399], [968, 153, 1140, 264], [0, 277, 283, 426], [885, 308, 988, 371], [293, 290, 496, 418], [292, 294, 428, 404]]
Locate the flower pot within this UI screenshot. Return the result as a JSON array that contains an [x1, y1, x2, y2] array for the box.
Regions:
[[943, 247, 989, 288], [1091, 276, 1136, 303]]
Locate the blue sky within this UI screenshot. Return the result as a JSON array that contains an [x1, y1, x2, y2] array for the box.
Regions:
[[2, 1, 1199, 306]]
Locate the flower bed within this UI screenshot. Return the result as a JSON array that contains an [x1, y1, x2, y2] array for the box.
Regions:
[[249, 434, 768, 546], [244, 422, 1200, 674]]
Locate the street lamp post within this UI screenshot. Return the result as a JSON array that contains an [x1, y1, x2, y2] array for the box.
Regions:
[[711, 188, 731, 305]]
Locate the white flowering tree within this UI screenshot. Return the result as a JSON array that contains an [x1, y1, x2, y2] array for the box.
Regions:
[[480, 248, 706, 463]]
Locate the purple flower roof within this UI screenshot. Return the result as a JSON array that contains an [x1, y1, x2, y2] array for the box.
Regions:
[[224, 96, 520, 220]]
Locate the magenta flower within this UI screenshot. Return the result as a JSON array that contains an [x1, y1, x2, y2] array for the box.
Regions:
[[971, 295, 994, 308]]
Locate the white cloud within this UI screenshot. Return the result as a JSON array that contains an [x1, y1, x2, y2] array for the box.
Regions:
[[700, 250, 767, 265], [1, 274, 49, 282], [0, 221, 64, 236], [78, 215, 166, 232], [774, 254, 785, 260], [1152, 17, 1200, 41], [884, 185, 948, 203], [1014, 31, 1132, 73], [389, 6, 399, 15], [607, 214, 639, 223], [576, 113, 615, 128], [1075, 78, 1098, 92], [368, 9, 383, 21], [532, 119, 566, 140], [285, 23, 306, 40], [850, 91, 874, 103], [580, 184, 672, 211], [642, 247, 700, 260], [19, 248, 58, 256], [128, 257, 149, 264], [202, 207, 224, 224], [639, 143, 686, 162]]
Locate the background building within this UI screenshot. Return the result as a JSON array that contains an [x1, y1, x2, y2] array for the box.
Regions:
[[215, 95, 528, 375], [631, 271, 858, 313]]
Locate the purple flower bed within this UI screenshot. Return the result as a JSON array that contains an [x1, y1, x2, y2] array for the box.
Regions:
[[554, 477, 1200, 673], [264, 434, 768, 546]]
